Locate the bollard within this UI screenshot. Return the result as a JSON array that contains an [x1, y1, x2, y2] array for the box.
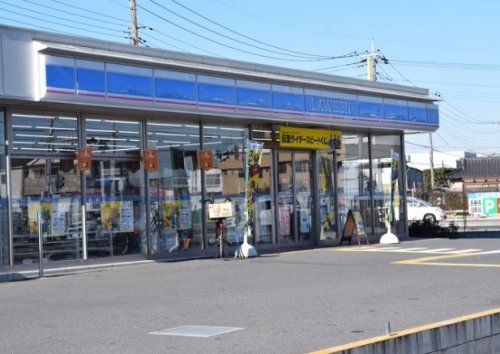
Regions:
[[385, 321, 391, 335]]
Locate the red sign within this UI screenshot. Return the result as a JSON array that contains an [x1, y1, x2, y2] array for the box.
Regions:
[[77, 147, 92, 173], [197, 150, 213, 171], [144, 149, 159, 173]]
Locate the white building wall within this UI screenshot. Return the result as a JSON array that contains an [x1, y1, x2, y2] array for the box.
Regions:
[[406, 151, 478, 170]]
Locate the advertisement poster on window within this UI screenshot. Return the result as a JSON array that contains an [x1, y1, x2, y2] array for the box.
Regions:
[[278, 203, 291, 237], [162, 200, 179, 228], [178, 199, 192, 230], [101, 201, 134, 232], [245, 140, 263, 235], [120, 201, 134, 232], [28, 202, 52, 234], [299, 208, 311, 233], [226, 196, 245, 243], [50, 203, 67, 236]]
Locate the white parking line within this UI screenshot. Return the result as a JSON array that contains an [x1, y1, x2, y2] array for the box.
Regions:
[[398, 247, 429, 252], [447, 249, 483, 254], [476, 250, 500, 255], [423, 248, 456, 253]]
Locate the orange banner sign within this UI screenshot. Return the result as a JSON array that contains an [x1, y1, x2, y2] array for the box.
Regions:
[[77, 147, 92, 173], [144, 149, 159, 173], [197, 149, 213, 171]]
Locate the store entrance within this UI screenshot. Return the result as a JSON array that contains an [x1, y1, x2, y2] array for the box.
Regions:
[[277, 151, 314, 243]]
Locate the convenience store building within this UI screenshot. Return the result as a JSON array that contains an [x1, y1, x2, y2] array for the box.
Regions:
[[0, 25, 439, 271]]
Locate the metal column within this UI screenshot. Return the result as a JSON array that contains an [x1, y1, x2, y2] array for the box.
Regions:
[[368, 133, 375, 237], [400, 133, 409, 237]]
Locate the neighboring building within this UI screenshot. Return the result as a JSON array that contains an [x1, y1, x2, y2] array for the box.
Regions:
[[447, 156, 500, 193], [406, 166, 424, 196], [0, 25, 439, 271], [406, 151, 477, 170], [447, 156, 500, 217]]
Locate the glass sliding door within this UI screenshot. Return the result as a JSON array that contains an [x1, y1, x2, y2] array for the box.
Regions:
[[295, 152, 313, 241], [277, 151, 314, 242], [147, 121, 202, 253], [85, 117, 146, 258]]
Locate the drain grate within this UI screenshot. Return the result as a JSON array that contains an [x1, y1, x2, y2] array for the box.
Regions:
[[149, 325, 244, 338]]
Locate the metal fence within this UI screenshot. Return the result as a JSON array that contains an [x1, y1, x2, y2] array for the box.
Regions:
[[414, 189, 500, 233]]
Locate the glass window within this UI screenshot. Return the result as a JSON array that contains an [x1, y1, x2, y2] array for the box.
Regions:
[[85, 159, 146, 258], [11, 158, 82, 265], [0, 111, 8, 266], [371, 134, 405, 235], [337, 134, 372, 235], [147, 122, 203, 253], [203, 125, 248, 245], [85, 118, 141, 156], [11, 113, 78, 154], [85, 118, 145, 258]]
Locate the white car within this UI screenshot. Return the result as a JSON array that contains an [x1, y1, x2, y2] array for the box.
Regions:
[[407, 197, 446, 223]]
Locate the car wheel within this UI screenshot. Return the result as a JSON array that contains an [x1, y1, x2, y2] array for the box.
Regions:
[[423, 213, 436, 223]]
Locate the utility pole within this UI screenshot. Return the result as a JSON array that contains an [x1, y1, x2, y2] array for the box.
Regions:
[[366, 39, 377, 81], [429, 132, 435, 189], [129, 0, 139, 45]]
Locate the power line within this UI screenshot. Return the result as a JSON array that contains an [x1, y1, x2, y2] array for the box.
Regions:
[[314, 60, 365, 72], [0, 14, 69, 34], [205, 0, 369, 41], [149, 28, 223, 57], [391, 59, 500, 71], [1, 1, 124, 34], [46, 0, 129, 24], [379, 50, 417, 87], [146, 0, 355, 62], [169, 0, 337, 59], [0, 6, 125, 39], [21, 0, 127, 28], [137, 2, 352, 62]]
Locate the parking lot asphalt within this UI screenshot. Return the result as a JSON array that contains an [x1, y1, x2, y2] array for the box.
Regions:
[[1, 237, 500, 354]]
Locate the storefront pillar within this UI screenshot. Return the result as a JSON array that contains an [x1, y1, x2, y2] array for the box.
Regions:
[[368, 132, 375, 237], [5, 110, 14, 268], [400, 133, 409, 237]]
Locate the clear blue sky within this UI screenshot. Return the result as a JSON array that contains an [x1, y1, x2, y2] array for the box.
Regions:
[[1, 0, 499, 164]]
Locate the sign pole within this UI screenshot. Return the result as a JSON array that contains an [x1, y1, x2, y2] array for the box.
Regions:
[[235, 140, 258, 258]]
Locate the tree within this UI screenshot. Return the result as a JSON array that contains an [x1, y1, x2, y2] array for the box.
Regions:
[[423, 167, 453, 191]]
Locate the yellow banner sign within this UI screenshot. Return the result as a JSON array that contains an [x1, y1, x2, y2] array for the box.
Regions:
[[279, 126, 341, 149]]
